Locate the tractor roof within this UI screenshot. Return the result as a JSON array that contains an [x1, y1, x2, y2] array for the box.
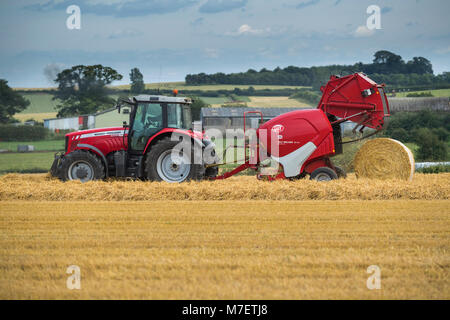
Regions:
[[132, 95, 192, 104]]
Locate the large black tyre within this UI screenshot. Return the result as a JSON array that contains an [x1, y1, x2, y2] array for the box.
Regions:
[[310, 167, 338, 182], [59, 150, 105, 182], [334, 165, 347, 179], [205, 166, 219, 178], [145, 137, 204, 182]]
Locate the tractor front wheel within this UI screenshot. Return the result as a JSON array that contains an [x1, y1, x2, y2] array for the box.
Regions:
[[60, 150, 105, 182], [310, 167, 338, 182], [145, 137, 204, 183]]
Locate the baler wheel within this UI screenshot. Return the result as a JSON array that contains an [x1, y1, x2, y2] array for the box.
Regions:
[[334, 166, 347, 179], [60, 150, 105, 182], [145, 137, 204, 183], [310, 167, 338, 182]]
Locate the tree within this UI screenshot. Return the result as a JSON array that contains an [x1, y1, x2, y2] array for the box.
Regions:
[[188, 96, 210, 121], [130, 68, 145, 94], [415, 128, 448, 161], [53, 65, 122, 117], [0, 79, 30, 124], [372, 50, 405, 74], [406, 57, 433, 74]]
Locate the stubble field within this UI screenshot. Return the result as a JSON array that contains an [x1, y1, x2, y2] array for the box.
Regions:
[[0, 200, 448, 299], [0, 174, 448, 299]]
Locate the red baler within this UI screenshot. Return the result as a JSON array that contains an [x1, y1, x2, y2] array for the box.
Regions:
[[213, 73, 390, 181]]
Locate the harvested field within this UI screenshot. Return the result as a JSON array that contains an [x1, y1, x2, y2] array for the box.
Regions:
[[0, 173, 449, 201], [247, 96, 310, 108], [0, 200, 448, 299]]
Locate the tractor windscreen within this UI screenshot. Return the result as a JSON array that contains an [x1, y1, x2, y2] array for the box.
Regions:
[[167, 103, 191, 130]]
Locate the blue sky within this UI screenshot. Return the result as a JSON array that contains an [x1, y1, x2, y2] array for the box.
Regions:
[[1, 0, 449, 87]]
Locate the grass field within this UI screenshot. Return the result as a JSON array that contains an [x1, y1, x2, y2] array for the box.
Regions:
[[0, 200, 448, 299], [16, 83, 308, 92], [13, 90, 304, 122], [21, 93, 59, 113], [247, 96, 310, 108], [0, 152, 55, 173], [112, 82, 308, 91], [0, 140, 64, 152], [395, 88, 450, 98]]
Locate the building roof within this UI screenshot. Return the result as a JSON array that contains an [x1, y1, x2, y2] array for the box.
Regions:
[[201, 107, 306, 118]]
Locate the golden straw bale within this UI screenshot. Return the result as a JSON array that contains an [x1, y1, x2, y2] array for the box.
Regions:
[[353, 138, 415, 181]]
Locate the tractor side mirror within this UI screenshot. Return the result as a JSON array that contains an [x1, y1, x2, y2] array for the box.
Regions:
[[123, 121, 129, 128]]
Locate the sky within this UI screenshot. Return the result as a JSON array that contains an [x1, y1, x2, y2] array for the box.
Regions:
[[0, 0, 449, 87]]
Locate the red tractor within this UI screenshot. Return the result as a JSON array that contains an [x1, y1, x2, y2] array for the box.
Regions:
[[51, 95, 219, 182], [51, 73, 390, 182]]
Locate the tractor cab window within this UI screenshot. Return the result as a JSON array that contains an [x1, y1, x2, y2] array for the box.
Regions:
[[130, 103, 163, 151], [167, 103, 191, 129], [167, 104, 183, 128]]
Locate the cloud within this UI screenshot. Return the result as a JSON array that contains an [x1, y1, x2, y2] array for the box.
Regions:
[[381, 6, 392, 14], [108, 29, 143, 39], [238, 24, 263, 35], [353, 25, 375, 38], [406, 21, 419, 27], [435, 46, 450, 54], [204, 48, 219, 58], [190, 17, 205, 26], [26, 0, 198, 17], [296, 0, 320, 9], [225, 24, 270, 36], [199, 0, 248, 14]]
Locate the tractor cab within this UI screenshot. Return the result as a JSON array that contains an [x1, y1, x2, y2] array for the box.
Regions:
[[124, 95, 193, 152]]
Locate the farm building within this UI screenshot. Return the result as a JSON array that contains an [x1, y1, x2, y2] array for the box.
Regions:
[[201, 107, 303, 132], [43, 115, 94, 131], [201, 107, 364, 135], [44, 106, 131, 132]]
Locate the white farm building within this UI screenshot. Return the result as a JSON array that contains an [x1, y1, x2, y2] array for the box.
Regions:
[[44, 106, 131, 132]]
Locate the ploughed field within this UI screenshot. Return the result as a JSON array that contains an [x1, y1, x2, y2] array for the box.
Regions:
[[0, 174, 448, 299]]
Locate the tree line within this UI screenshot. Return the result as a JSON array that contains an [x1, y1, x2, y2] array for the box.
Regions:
[[384, 110, 449, 161], [185, 50, 450, 89]]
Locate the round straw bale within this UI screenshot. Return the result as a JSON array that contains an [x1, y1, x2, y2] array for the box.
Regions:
[[353, 138, 415, 181]]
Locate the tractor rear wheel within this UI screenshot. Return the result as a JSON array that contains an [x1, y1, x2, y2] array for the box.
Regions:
[[310, 167, 338, 182], [60, 150, 105, 182], [145, 137, 204, 182]]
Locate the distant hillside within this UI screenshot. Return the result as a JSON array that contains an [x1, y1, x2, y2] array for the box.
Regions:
[[185, 50, 450, 90]]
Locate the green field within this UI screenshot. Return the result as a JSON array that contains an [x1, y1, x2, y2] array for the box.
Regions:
[[113, 82, 308, 91], [0, 140, 64, 152], [200, 96, 232, 105], [0, 152, 55, 174], [13, 91, 276, 121], [21, 93, 59, 113], [395, 88, 450, 98]]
